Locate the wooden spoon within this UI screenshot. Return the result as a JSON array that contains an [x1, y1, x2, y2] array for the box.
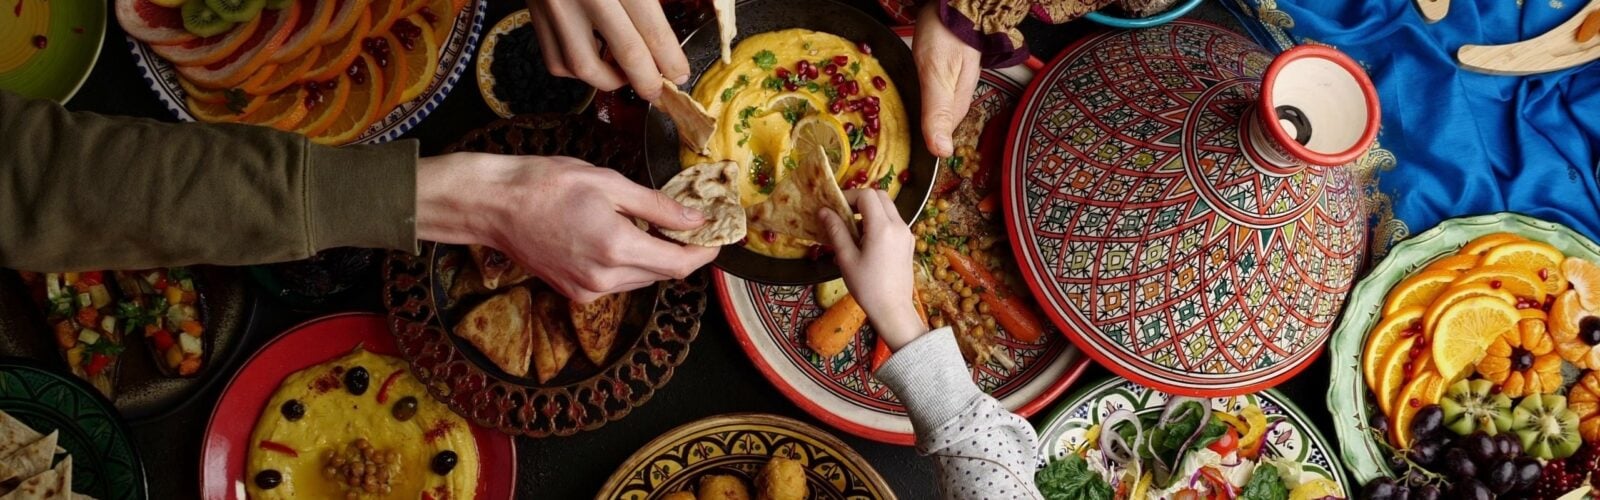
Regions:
[[1417, 0, 1450, 23], [1458, 0, 1600, 75]]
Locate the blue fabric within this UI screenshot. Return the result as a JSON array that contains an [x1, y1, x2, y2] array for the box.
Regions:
[[1222, 0, 1600, 247]]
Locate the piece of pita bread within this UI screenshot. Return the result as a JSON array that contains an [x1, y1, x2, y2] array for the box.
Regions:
[[659, 162, 747, 246], [467, 245, 530, 290], [570, 292, 628, 365], [0, 431, 56, 492], [747, 144, 858, 243], [657, 79, 716, 155], [0, 455, 67, 500], [453, 288, 535, 378], [713, 0, 735, 63], [530, 291, 577, 384], [0, 413, 54, 458]]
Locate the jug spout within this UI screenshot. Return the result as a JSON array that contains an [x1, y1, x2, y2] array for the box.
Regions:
[[1242, 45, 1381, 174]]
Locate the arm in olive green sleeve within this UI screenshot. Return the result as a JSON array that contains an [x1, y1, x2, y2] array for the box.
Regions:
[[0, 91, 419, 272]]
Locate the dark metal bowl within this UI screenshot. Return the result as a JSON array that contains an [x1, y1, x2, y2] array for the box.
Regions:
[[643, 0, 937, 285]]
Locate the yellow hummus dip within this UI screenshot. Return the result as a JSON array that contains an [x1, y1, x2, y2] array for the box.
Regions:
[[246, 349, 479, 499], [682, 29, 910, 258]]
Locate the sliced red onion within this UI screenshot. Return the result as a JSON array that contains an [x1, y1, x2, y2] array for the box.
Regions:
[[1099, 410, 1141, 465]]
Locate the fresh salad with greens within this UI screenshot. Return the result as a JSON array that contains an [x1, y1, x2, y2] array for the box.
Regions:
[[1037, 397, 1345, 500]]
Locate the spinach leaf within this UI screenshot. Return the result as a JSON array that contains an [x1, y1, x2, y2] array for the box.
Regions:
[[1238, 464, 1289, 500], [1190, 417, 1230, 452], [1035, 455, 1112, 500]]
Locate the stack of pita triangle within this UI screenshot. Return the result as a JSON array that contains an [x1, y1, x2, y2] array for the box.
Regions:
[[0, 411, 90, 499]]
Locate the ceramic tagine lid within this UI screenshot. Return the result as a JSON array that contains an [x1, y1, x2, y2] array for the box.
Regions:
[[1002, 21, 1381, 397]]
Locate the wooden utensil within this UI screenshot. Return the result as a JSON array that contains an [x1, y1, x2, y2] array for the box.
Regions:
[[1417, 0, 1449, 23], [1459, 0, 1600, 75]]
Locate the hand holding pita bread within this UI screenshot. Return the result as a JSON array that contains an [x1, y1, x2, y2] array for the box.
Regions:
[[415, 153, 719, 304], [526, 0, 691, 102], [817, 189, 928, 350]]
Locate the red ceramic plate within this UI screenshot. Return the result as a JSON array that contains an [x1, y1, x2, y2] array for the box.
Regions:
[[199, 313, 516, 499]]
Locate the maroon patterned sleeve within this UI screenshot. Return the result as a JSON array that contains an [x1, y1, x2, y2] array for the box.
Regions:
[[935, 0, 1115, 68]]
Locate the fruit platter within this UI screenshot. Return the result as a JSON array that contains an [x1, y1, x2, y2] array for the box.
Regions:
[[114, 0, 483, 145], [1035, 377, 1351, 499], [1329, 213, 1600, 499]]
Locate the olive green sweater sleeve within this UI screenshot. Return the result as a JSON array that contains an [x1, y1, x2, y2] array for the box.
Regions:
[[0, 91, 419, 272]]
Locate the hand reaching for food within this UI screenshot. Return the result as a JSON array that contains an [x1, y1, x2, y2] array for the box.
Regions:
[[415, 153, 718, 303], [913, 0, 982, 157], [526, 0, 691, 102], [818, 189, 928, 350]]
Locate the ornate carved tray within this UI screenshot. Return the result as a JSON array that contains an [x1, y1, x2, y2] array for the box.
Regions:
[[382, 114, 708, 437]]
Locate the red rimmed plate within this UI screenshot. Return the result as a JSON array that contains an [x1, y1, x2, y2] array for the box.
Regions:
[[717, 35, 1084, 444], [199, 313, 515, 499]]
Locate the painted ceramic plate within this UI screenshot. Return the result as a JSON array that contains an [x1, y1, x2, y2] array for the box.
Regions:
[[876, 0, 916, 24], [127, 0, 485, 144], [0, 358, 147, 499], [1327, 213, 1600, 484], [0, 0, 104, 102], [199, 313, 516, 500], [596, 413, 895, 499], [1036, 377, 1350, 495], [474, 9, 593, 118], [718, 33, 1082, 445]]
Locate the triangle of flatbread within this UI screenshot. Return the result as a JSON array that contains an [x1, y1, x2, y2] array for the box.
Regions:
[[713, 0, 736, 63], [530, 291, 577, 384], [453, 288, 535, 378], [0, 432, 56, 493], [657, 79, 716, 155], [747, 144, 858, 243], [659, 161, 747, 246], [0, 412, 54, 459], [570, 292, 628, 365], [467, 245, 530, 290], [0, 454, 66, 500]]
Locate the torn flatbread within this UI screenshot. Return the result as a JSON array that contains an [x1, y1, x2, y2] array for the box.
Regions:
[[747, 144, 857, 243], [657, 79, 716, 155], [0, 432, 56, 492], [713, 0, 736, 63], [659, 161, 747, 246], [0, 413, 55, 459], [530, 291, 577, 384], [0, 455, 68, 500]]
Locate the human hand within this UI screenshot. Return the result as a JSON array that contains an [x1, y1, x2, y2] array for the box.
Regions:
[[527, 0, 690, 102], [913, 0, 982, 157], [415, 153, 718, 303], [818, 189, 928, 350]]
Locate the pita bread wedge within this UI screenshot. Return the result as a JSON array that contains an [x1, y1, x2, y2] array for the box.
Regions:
[[0, 455, 67, 500], [0, 412, 51, 459], [657, 79, 716, 155], [530, 291, 577, 384], [0, 432, 56, 497], [467, 245, 530, 290], [453, 288, 535, 378], [570, 292, 628, 365], [713, 0, 736, 63], [747, 144, 858, 244], [659, 161, 747, 246]]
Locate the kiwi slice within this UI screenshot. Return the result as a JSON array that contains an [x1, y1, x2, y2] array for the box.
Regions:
[[1510, 394, 1582, 459], [181, 1, 234, 38], [264, 0, 291, 10], [203, 0, 266, 23], [1440, 379, 1514, 435]]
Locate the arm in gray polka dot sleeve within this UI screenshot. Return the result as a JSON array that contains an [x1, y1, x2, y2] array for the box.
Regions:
[[875, 328, 1044, 500]]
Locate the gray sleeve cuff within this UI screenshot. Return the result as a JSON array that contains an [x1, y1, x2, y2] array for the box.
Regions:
[[873, 327, 984, 433], [305, 139, 419, 254]]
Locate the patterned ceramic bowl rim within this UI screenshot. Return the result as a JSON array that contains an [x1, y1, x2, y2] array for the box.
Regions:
[[474, 8, 594, 119], [1083, 0, 1206, 29], [1326, 212, 1600, 484], [126, 0, 486, 145], [1036, 376, 1351, 494], [595, 412, 896, 499]]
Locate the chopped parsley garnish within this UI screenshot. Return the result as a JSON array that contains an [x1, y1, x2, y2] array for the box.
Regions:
[[847, 128, 867, 149], [848, 61, 861, 75], [821, 85, 838, 99], [168, 267, 193, 281], [739, 106, 759, 121], [876, 171, 893, 189], [804, 82, 822, 93], [783, 156, 797, 171], [720, 75, 750, 102], [751, 156, 775, 194], [802, 42, 812, 50], [780, 103, 806, 125], [753, 50, 778, 70], [762, 76, 784, 91]]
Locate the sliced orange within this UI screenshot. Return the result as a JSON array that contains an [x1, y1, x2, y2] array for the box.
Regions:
[[385, 17, 437, 107], [1373, 335, 1419, 416], [1481, 241, 1567, 296], [237, 63, 279, 94], [312, 55, 386, 145], [1422, 283, 1515, 335], [1364, 306, 1425, 388], [369, 0, 405, 34], [1454, 265, 1545, 301], [238, 86, 311, 131], [306, 10, 372, 81], [1460, 233, 1528, 256], [1563, 257, 1600, 310], [292, 77, 352, 137], [186, 94, 262, 123], [420, 0, 459, 44], [1519, 308, 1549, 322], [179, 77, 230, 104], [1391, 371, 1446, 448], [244, 46, 321, 95], [319, 0, 374, 45], [1431, 296, 1520, 381], [268, 0, 336, 64], [1424, 254, 1481, 272], [1382, 269, 1459, 316]]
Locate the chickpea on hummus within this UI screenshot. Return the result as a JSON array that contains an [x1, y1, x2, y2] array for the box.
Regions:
[[681, 29, 910, 259]]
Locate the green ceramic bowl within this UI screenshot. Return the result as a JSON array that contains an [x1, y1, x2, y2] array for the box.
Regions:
[[1327, 212, 1600, 484], [0, 0, 105, 102]]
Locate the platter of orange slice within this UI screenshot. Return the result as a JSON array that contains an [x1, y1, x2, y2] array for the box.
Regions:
[[1325, 212, 1600, 486], [117, 0, 483, 145]]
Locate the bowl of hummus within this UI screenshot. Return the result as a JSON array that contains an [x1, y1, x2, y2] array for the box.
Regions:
[[645, 0, 936, 285]]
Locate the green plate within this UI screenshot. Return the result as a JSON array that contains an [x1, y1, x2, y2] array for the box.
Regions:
[[0, 357, 147, 499], [1326, 212, 1600, 484], [0, 0, 105, 102]]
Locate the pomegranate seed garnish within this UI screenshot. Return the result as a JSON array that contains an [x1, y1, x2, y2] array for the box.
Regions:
[[898, 169, 911, 183], [857, 41, 872, 54], [31, 35, 46, 49], [1539, 268, 1550, 280], [843, 122, 855, 134], [871, 75, 886, 90], [866, 145, 878, 161], [828, 99, 844, 114], [783, 81, 798, 91], [824, 63, 838, 75], [1491, 280, 1503, 288], [832, 54, 848, 66], [1409, 398, 1420, 408], [831, 73, 846, 85], [775, 67, 790, 79], [762, 230, 777, 243]]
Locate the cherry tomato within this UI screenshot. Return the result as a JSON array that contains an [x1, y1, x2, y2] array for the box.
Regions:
[[85, 354, 110, 377], [1208, 427, 1240, 456]]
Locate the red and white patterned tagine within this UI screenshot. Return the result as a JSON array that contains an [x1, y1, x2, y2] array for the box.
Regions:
[[1003, 21, 1380, 397]]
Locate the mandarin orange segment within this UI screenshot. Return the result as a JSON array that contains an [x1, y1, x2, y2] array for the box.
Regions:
[[312, 55, 387, 145], [1364, 306, 1425, 388], [1551, 290, 1586, 340], [1383, 269, 1459, 316], [1460, 233, 1528, 255], [1430, 296, 1520, 381], [1563, 257, 1600, 311], [1423, 283, 1514, 335], [1570, 371, 1600, 443], [1481, 241, 1567, 296], [1425, 254, 1481, 272], [1454, 265, 1545, 301]]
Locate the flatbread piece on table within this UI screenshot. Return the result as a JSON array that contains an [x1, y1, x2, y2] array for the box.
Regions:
[[0, 456, 69, 500], [0, 431, 56, 492], [747, 144, 858, 243], [467, 245, 530, 290], [713, 0, 736, 63], [657, 79, 717, 156], [453, 287, 536, 378], [0, 413, 56, 459], [530, 291, 577, 384], [659, 161, 747, 246], [570, 292, 628, 365]]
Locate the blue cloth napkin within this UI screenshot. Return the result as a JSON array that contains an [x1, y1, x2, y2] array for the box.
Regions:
[[1221, 0, 1600, 251]]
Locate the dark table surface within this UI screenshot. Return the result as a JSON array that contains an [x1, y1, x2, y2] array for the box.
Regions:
[[57, 1, 1342, 498]]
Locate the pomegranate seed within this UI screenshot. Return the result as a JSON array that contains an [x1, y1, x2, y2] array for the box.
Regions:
[[775, 67, 790, 79], [843, 122, 855, 134], [1491, 280, 1503, 288], [865, 145, 878, 161], [864, 126, 877, 138], [1539, 268, 1550, 280], [805, 67, 818, 80], [797, 60, 812, 75], [831, 73, 846, 85], [1491, 384, 1503, 394], [853, 170, 869, 182], [832, 54, 848, 66], [762, 230, 777, 243], [847, 99, 861, 112], [828, 99, 844, 114], [872, 75, 886, 90], [824, 63, 838, 75], [783, 81, 798, 91], [857, 41, 872, 54], [845, 81, 860, 95], [1409, 398, 1420, 408], [850, 150, 860, 163], [866, 116, 880, 130], [31, 35, 46, 49], [1403, 362, 1414, 374], [898, 169, 911, 183]]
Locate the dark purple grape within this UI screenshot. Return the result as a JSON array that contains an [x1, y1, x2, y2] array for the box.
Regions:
[[1361, 477, 1399, 500], [1403, 470, 1430, 488], [1494, 434, 1522, 459], [1369, 412, 1392, 438], [1392, 485, 1412, 500], [1449, 479, 1493, 500], [1385, 453, 1410, 475], [1485, 459, 1516, 494], [1512, 457, 1542, 491], [1410, 405, 1445, 439], [1464, 433, 1497, 464], [1410, 484, 1441, 500], [1409, 439, 1445, 467], [1444, 448, 1478, 479]]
